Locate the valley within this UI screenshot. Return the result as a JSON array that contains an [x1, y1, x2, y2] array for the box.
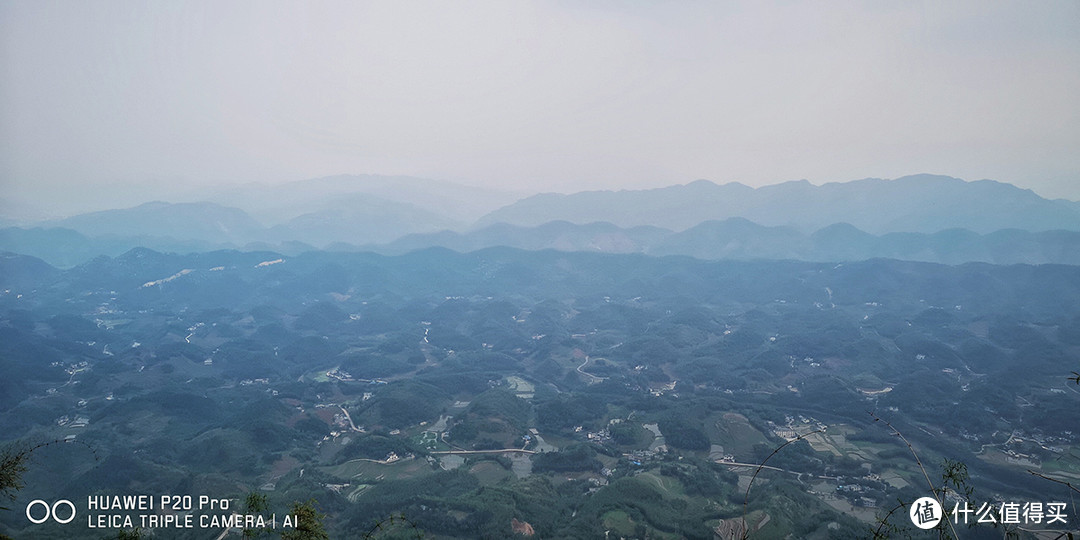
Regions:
[[2, 248, 1078, 538]]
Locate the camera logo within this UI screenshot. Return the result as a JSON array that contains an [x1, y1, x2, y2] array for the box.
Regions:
[[909, 496, 943, 529], [26, 500, 76, 524]]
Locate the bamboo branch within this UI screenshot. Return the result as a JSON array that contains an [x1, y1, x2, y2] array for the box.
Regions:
[[740, 428, 824, 539], [868, 411, 960, 540], [1027, 470, 1080, 496]]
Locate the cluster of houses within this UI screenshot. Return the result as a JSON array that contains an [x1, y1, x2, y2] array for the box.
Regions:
[[1004, 450, 1040, 467], [582, 427, 612, 444], [56, 415, 90, 428], [326, 367, 354, 381], [767, 414, 826, 441], [63, 360, 90, 374], [647, 380, 677, 397], [325, 367, 388, 384], [621, 447, 668, 465]]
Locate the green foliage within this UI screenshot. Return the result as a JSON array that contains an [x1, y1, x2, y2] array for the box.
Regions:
[[243, 492, 270, 538], [536, 394, 605, 432], [531, 443, 602, 473], [347, 470, 486, 535], [447, 419, 478, 443], [448, 388, 531, 448], [356, 380, 450, 429], [337, 435, 419, 462], [939, 458, 974, 505], [0, 443, 29, 504], [281, 499, 329, 540], [752, 439, 819, 472], [464, 389, 530, 429], [340, 352, 412, 379], [576, 476, 719, 539], [658, 416, 709, 451], [609, 421, 648, 446], [659, 459, 737, 498]]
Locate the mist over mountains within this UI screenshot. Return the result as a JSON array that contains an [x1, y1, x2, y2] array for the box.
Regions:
[[207, 174, 524, 226], [3, 173, 1080, 267], [2, 173, 1080, 538], [479, 174, 1080, 233], [55, 201, 265, 243]]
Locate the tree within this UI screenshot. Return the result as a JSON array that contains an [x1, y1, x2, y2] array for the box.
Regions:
[[243, 492, 271, 538], [0, 439, 89, 508], [0, 443, 30, 508], [281, 499, 329, 540], [2, 440, 98, 540]]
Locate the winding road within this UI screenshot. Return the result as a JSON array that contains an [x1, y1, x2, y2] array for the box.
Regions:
[[576, 356, 608, 383]]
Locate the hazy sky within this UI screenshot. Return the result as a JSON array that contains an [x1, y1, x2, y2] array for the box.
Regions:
[[2, 0, 1079, 215]]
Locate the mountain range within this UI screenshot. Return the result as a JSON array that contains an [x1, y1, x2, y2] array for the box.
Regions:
[[479, 174, 1080, 233], [365, 218, 1080, 265], [6, 218, 1080, 269], [3, 173, 1079, 267], [204, 173, 524, 225]]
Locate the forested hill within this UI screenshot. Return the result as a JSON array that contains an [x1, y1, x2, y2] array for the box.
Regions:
[[4, 247, 1080, 316], [2, 247, 1079, 538]]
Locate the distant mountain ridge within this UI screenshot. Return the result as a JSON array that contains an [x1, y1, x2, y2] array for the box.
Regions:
[[207, 173, 523, 225], [11, 218, 1080, 268], [37, 194, 464, 251], [266, 192, 463, 246], [370, 221, 672, 256], [6, 173, 1080, 267], [364, 218, 1080, 266], [477, 174, 1080, 234], [52, 201, 264, 244]]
